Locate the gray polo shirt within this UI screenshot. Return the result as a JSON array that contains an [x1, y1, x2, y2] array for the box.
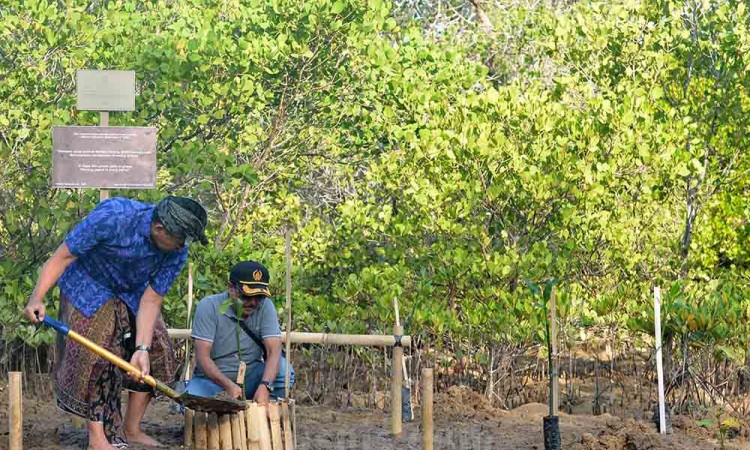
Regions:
[[191, 292, 282, 381]]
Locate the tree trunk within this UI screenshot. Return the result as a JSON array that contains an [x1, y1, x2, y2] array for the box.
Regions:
[[663, 332, 673, 387], [680, 333, 689, 387], [740, 341, 750, 394], [593, 357, 601, 416], [468, 0, 494, 34], [568, 348, 574, 401]]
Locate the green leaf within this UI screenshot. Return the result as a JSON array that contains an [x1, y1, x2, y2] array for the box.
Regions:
[[697, 419, 713, 427], [331, 1, 345, 14], [524, 279, 541, 296]]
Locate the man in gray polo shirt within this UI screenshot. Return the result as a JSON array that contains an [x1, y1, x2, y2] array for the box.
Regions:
[[185, 261, 293, 403]]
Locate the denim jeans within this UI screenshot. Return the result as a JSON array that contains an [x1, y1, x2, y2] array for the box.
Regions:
[[185, 358, 294, 400]]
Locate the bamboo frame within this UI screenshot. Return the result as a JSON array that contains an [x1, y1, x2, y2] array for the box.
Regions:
[[186, 400, 295, 449], [168, 329, 411, 347]]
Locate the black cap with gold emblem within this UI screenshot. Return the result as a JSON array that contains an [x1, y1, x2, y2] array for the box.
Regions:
[[229, 260, 271, 297]]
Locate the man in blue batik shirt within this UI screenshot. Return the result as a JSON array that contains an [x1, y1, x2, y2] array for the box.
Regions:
[[24, 196, 208, 450]]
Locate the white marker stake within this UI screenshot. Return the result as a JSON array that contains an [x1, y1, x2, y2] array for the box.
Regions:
[[654, 286, 666, 434]]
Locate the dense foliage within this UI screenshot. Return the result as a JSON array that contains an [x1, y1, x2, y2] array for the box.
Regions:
[[1, 0, 748, 379]]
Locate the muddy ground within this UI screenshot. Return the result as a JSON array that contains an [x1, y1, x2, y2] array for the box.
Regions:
[[2, 380, 750, 450]]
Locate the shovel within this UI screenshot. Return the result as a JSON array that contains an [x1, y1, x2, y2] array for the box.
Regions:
[[41, 315, 246, 414]]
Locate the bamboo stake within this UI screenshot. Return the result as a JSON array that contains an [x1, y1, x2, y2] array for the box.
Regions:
[[181, 265, 197, 449], [394, 297, 400, 327], [391, 323, 404, 436], [290, 399, 297, 450], [9, 372, 22, 450], [194, 411, 208, 449], [237, 361, 247, 396], [550, 287, 559, 414], [392, 297, 403, 435], [655, 286, 667, 434], [208, 413, 220, 450], [238, 410, 247, 450], [422, 368, 433, 450], [219, 414, 233, 450], [185, 408, 194, 448], [183, 262, 194, 379], [284, 228, 293, 399], [168, 330, 412, 347], [246, 403, 261, 450], [268, 403, 283, 450], [231, 414, 244, 450], [281, 401, 293, 450], [234, 362, 248, 450], [180, 264, 196, 436], [256, 405, 272, 450]]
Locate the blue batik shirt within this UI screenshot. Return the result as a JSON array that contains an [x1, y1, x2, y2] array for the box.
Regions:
[[57, 197, 188, 317]]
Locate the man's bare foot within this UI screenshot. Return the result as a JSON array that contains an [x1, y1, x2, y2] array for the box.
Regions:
[[87, 421, 117, 450], [124, 429, 163, 447], [87, 439, 118, 450]]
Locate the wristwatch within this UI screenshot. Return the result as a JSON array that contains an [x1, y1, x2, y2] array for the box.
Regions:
[[135, 344, 152, 352], [260, 380, 274, 392]]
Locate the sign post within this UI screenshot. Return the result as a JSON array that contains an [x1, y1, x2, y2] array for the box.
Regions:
[[52, 126, 157, 189], [62, 69, 154, 200], [99, 111, 109, 200]]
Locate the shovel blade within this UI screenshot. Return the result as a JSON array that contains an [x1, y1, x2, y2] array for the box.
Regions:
[[178, 392, 246, 414]]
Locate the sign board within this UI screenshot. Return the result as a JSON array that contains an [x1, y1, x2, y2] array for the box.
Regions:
[[76, 70, 136, 111], [52, 126, 157, 189]]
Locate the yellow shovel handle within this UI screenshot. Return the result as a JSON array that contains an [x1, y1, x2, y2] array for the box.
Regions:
[[65, 329, 179, 399]]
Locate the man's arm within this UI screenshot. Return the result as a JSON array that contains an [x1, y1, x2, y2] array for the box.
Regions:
[[253, 337, 282, 404], [24, 243, 78, 323], [253, 298, 284, 403], [129, 286, 163, 378], [134, 250, 187, 378], [194, 339, 242, 399], [261, 337, 282, 383], [134, 286, 163, 351]]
